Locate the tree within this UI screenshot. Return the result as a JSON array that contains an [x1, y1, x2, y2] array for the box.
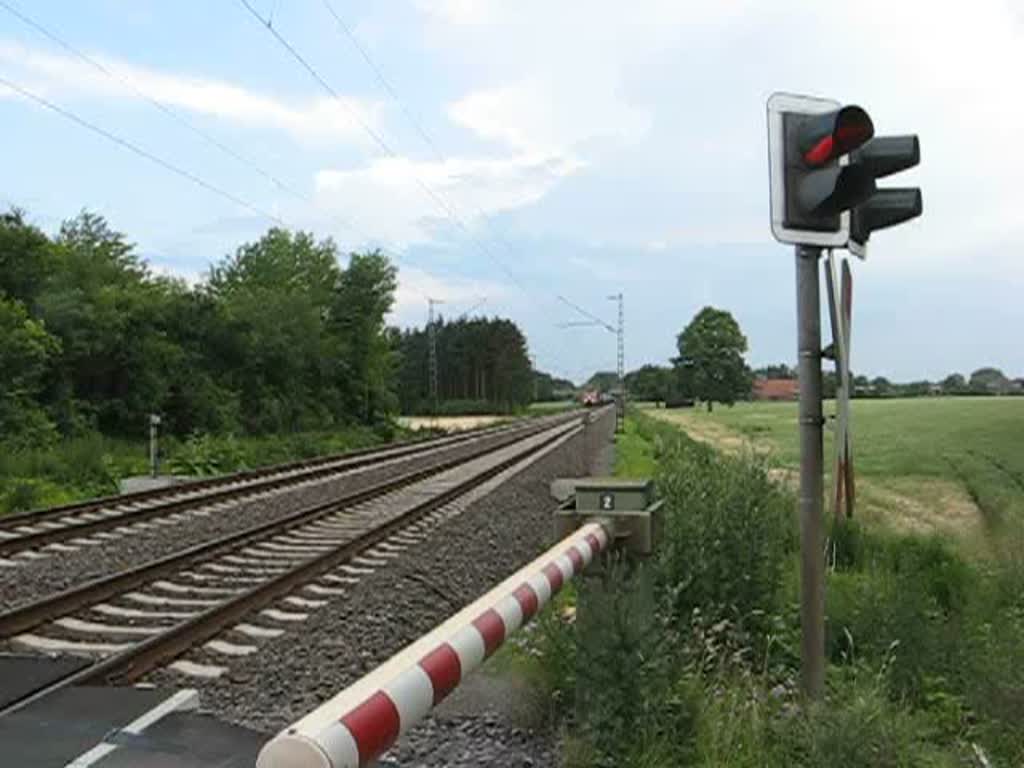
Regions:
[[969, 367, 1009, 395], [625, 365, 673, 402], [0, 209, 54, 310], [941, 373, 966, 394], [332, 250, 398, 422], [674, 307, 751, 411], [395, 316, 533, 414], [0, 209, 404, 445], [0, 294, 60, 445], [870, 376, 892, 397], [209, 228, 345, 432], [584, 371, 619, 393], [534, 371, 575, 402]]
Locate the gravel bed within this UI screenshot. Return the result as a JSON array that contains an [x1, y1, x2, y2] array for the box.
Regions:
[[144, 408, 614, 766], [379, 713, 556, 768], [0, 422, 569, 612]]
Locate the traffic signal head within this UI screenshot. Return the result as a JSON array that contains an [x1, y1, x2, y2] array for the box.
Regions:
[[848, 136, 922, 256], [769, 93, 922, 254], [768, 94, 877, 246]]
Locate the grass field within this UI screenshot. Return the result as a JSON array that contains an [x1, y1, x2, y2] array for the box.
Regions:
[[645, 397, 1024, 541]]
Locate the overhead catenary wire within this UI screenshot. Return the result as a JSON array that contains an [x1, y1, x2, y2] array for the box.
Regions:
[[1, 2, 588, 381], [238, 0, 560, 317], [0, 0, 307, 203], [316, 0, 595, 322], [556, 295, 616, 334], [0, 0, 370, 233], [0, 1, 440, 305], [0, 75, 284, 225], [314, 0, 610, 379]]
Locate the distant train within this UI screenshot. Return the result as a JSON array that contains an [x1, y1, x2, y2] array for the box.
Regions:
[[579, 389, 613, 407]]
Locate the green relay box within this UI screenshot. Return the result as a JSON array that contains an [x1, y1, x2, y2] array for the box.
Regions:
[[554, 477, 661, 556]]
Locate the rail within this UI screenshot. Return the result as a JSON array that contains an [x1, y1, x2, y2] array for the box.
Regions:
[[0, 417, 584, 717]]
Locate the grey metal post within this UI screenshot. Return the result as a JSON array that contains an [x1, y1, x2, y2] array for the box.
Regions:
[[149, 413, 161, 478], [796, 245, 825, 699], [427, 298, 442, 414]]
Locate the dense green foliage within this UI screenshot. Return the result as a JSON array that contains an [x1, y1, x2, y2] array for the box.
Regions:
[[624, 364, 674, 402], [395, 316, 533, 414], [675, 306, 753, 411], [534, 370, 576, 401], [0, 209, 411, 512], [0, 210, 397, 442], [512, 412, 1024, 766]]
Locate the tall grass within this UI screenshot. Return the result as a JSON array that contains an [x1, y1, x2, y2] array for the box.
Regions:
[[511, 410, 1024, 766]]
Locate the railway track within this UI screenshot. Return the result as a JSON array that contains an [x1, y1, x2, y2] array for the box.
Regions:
[[0, 415, 583, 716], [0, 417, 559, 561]]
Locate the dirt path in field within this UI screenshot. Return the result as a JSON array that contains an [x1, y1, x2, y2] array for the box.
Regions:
[[645, 409, 763, 456], [644, 408, 983, 539]]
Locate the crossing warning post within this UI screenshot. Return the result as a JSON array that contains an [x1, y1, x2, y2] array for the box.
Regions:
[[767, 91, 922, 699]]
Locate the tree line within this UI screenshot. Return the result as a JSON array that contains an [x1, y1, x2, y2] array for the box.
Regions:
[[1, 209, 400, 447], [616, 307, 753, 410], [615, 305, 1021, 407], [1, 209, 556, 446], [752, 364, 1022, 398], [395, 316, 535, 414]]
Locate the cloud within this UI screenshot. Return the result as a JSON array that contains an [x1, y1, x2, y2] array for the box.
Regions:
[[449, 81, 651, 156], [314, 152, 580, 244], [391, 264, 511, 326], [0, 40, 382, 143], [413, 0, 1024, 280]]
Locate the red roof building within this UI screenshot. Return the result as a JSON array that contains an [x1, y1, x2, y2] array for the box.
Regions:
[[752, 378, 799, 401]]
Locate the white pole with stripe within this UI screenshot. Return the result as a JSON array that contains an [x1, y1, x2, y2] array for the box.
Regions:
[[257, 521, 611, 768]]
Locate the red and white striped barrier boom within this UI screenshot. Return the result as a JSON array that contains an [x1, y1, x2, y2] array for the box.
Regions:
[[257, 521, 610, 768]]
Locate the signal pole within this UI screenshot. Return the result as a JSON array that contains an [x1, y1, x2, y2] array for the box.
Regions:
[[427, 298, 444, 413], [767, 92, 922, 700], [795, 246, 825, 699]]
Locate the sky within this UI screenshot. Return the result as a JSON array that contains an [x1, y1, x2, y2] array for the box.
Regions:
[[2, 0, 1022, 385]]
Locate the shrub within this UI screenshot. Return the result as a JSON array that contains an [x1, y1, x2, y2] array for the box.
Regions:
[[569, 563, 699, 767], [2, 479, 41, 513], [825, 533, 972, 707], [649, 414, 795, 639]]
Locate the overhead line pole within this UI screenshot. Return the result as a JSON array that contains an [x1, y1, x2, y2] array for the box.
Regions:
[[609, 292, 625, 432], [427, 298, 444, 414]]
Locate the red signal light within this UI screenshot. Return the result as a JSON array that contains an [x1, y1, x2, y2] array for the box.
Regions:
[[802, 107, 873, 166]]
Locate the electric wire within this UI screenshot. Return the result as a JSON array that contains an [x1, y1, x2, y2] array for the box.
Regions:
[[315, 0, 612, 363], [0, 75, 284, 225]]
